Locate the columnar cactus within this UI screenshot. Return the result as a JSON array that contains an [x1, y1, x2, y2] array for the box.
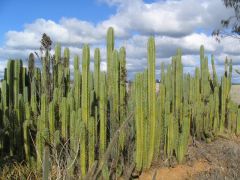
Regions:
[[99, 72, 107, 157], [0, 28, 239, 177], [23, 103, 31, 163], [237, 108, 240, 135], [64, 47, 70, 95], [49, 102, 55, 143], [147, 36, 156, 167], [88, 116, 95, 169], [55, 43, 61, 88], [134, 73, 144, 171], [60, 97, 70, 141], [107, 27, 114, 94], [7, 60, 14, 106], [82, 44, 90, 126], [80, 121, 87, 177], [119, 47, 127, 150], [111, 50, 120, 136], [28, 53, 35, 82], [74, 55, 81, 109], [14, 60, 21, 108], [94, 48, 100, 99]]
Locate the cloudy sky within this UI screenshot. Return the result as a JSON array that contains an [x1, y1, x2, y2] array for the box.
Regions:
[[0, 0, 240, 82]]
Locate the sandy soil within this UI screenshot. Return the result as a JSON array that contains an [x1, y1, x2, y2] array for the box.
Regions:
[[139, 135, 240, 180]]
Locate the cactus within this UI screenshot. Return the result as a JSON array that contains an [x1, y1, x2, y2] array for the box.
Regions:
[[7, 60, 14, 106], [119, 47, 127, 150], [64, 47, 70, 95], [28, 53, 35, 82], [142, 69, 149, 168], [23, 103, 31, 163], [88, 116, 95, 169], [54, 43, 61, 88], [82, 44, 90, 127], [0, 28, 239, 177], [74, 55, 81, 109], [99, 72, 107, 157], [63, 47, 70, 68], [80, 44, 90, 177], [94, 48, 100, 99], [49, 102, 55, 143], [14, 60, 21, 108], [107, 27, 114, 94], [80, 121, 87, 177], [42, 50, 50, 99], [134, 73, 144, 171], [42, 145, 50, 180], [237, 108, 240, 135], [60, 97, 70, 141], [111, 50, 120, 138], [147, 36, 156, 167]]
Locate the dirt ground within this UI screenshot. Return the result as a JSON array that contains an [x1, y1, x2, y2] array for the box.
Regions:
[[139, 135, 240, 180]]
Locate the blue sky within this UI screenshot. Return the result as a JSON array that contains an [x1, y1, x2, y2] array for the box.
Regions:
[[0, 0, 117, 44], [0, 0, 240, 82]]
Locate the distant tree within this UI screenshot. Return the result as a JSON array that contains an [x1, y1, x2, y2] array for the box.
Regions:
[[213, 0, 240, 41]]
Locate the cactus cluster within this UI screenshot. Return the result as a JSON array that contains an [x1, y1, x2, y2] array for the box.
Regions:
[[0, 27, 239, 178]]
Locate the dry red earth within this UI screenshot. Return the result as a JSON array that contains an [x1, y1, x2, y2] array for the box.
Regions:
[[139, 135, 240, 180]]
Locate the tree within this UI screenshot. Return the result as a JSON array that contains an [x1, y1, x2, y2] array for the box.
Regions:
[[213, 0, 240, 41]]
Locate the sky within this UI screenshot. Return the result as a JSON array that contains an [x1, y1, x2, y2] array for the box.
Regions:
[[0, 0, 240, 82]]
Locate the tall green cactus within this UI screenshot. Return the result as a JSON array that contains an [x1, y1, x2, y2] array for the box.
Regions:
[[14, 60, 21, 108], [119, 47, 127, 150], [28, 53, 35, 82], [60, 97, 70, 141], [147, 36, 156, 167], [94, 48, 100, 99], [63, 47, 70, 68], [82, 44, 90, 126], [99, 72, 107, 157], [88, 116, 95, 169], [111, 50, 120, 136], [107, 27, 114, 94], [64, 47, 70, 95], [55, 43, 61, 88], [74, 55, 81, 109], [7, 60, 14, 106], [80, 44, 90, 177], [23, 103, 31, 163], [80, 121, 87, 177], [49, 102, 55, 143], [134, 73, 144, 171]]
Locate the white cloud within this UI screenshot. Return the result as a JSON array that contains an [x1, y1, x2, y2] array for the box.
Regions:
[[0, 0, 240, 82]]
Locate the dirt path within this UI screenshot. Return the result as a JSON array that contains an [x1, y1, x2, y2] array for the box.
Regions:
[[139, 135, 240, 180], [139, 160, 211, 180]]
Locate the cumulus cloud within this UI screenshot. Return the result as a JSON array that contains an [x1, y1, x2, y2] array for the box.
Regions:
[[0, 0, 240, 81]]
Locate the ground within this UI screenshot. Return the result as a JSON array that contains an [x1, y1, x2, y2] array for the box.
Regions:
[[139, 135, 240, 179]]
